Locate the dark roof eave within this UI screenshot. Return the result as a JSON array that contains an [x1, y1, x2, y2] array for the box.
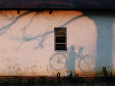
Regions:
[[0, 8, 114, 13]]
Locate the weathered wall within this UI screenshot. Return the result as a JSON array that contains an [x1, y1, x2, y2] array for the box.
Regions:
[[0, 10, 114, 77]]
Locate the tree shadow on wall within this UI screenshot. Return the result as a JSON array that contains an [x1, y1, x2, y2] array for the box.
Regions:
[[0, 11, 84, 49]]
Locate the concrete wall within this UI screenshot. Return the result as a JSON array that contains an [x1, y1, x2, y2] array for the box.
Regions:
[[0, 10, 114, 77]]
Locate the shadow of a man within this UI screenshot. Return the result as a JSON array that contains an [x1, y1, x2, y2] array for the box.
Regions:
[[67, 46, 77, 76]]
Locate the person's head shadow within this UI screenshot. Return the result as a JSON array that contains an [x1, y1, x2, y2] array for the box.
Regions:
[[70, 45, 75, 51]]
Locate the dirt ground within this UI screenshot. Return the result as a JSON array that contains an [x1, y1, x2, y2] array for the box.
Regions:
[[0, 76, 115, 86]]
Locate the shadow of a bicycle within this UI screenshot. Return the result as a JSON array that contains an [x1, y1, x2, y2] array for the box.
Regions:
[[49, 46, 95, 75]]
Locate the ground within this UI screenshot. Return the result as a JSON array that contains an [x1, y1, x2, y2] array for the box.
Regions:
[[0, 76, 115, 86]]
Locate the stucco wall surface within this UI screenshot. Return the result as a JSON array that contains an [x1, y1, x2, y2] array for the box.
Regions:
[[0, 10, 114, 77]]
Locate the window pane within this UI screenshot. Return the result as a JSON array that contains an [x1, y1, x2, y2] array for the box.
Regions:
[[55, 28, 66, 36], [56, 37, 66, 43], [55, 44, 67, 50]]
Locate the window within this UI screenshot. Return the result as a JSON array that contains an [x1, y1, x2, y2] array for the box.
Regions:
[[54, 27, 67, 51]]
